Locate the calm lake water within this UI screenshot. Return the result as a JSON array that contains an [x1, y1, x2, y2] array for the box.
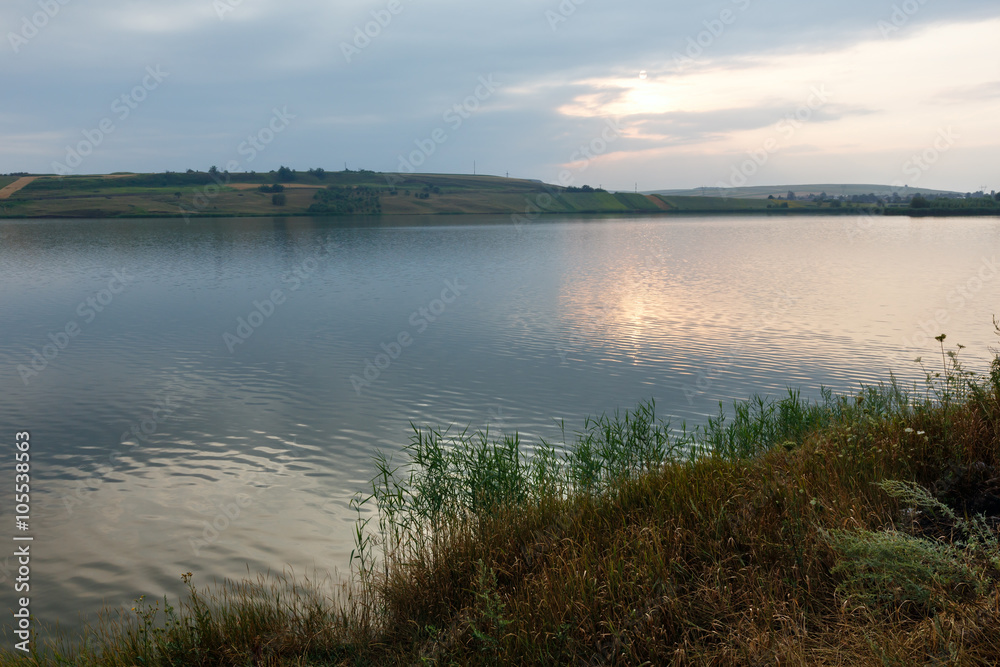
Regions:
[[1, 213, 998, 633]]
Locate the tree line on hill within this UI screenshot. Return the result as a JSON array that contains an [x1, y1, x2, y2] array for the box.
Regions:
[[765, 189, 1000, 209], [910, 194, 1000, 210]]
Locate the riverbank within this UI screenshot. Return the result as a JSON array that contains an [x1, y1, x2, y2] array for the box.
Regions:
[[0, 170, 974, 219], [4, 333, 999, 665]]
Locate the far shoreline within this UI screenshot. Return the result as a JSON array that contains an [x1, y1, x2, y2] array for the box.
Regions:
[[3, 208, 999, 222], [2, 170, 997, 220]]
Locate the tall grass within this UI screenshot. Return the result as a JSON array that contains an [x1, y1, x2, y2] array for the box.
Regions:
[[5, 328, 1000, 665], [342, 331, 1000, 663]]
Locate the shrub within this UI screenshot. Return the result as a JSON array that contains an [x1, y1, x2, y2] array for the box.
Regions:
[[825, 528, 981, 617]]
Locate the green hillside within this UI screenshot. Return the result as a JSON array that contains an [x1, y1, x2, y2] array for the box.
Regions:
[[655, 195, 771, 211], [0, 171, 990, 219], [0, 171, 673, 219], [611, 192, 666, 211], [649, 183, 963, 199]]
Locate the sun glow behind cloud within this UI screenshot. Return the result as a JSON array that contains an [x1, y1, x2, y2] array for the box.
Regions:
[[557, 18, 1000, 162]]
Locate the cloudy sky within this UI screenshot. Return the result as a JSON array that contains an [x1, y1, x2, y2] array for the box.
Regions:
[[3, 0, 998, 191]]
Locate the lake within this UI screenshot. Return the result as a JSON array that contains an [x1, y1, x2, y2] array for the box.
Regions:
[[1, 213, 997, 633]]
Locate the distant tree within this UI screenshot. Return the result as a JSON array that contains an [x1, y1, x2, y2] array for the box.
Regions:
[[308, 168, 326, 180], [277, 166, 296, 182], [308, 185, 381, 214], [272, 193, 287, 206], [787, 191, 796, 200], [209, 165, 219, 176], [910, 194, 931, 209], [767, 194, 774, 200], [186, 169, 195, 174]]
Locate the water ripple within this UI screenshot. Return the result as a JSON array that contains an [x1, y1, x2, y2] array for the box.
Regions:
[[2, 214, 998, 632]]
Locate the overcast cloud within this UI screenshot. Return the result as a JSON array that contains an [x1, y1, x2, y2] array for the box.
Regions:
[[2, 0, 998, 191]]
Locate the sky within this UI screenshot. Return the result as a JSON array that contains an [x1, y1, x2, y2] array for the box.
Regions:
[[2, 0, 999, 192]]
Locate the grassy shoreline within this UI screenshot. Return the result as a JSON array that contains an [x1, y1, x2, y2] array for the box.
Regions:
[[5, 335, 1000, 665]]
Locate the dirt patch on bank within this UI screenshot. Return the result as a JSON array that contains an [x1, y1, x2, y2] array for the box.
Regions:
[[0, 176, 39, 199]]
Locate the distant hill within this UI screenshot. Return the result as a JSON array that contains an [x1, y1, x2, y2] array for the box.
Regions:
[[0, 171, 667, 218], [644, 184, 964, 199], [2, 172, 990, 219]]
